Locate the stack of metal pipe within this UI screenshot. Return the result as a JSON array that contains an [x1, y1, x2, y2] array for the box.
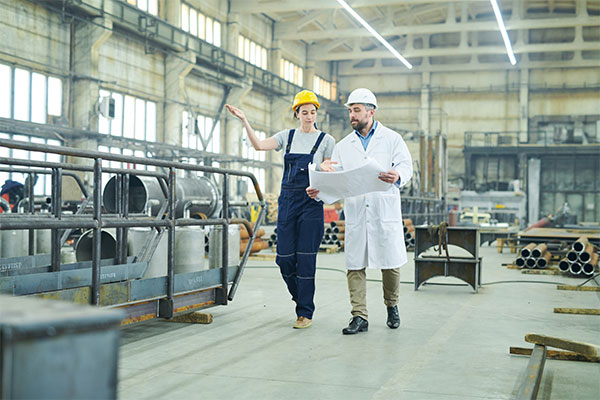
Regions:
[[321, 221, 345, 248], [558, 236, 599, 276], [268, 228, 277, 248], [515, 243, 552, 269], [403, 218, 415, 249]]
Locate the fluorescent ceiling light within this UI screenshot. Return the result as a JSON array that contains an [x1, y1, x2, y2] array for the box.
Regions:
[[335, 0, 412, 69], [490, 0, 517, 65]]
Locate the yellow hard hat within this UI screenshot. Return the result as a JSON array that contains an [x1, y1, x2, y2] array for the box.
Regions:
[[292, 90, 320, 111]]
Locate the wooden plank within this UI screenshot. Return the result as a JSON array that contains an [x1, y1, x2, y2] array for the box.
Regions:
[[510, 347, 600, 363], [525, 333, 600, 358], [521, 269, 562, 275], [516, 344, 546, 400], [553, 307, 600, 315], [518, 228, 600, 240], [557, 285, 600, 292]]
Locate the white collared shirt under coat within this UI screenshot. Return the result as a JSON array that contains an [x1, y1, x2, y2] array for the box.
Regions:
[[332, 122, 413, 270]]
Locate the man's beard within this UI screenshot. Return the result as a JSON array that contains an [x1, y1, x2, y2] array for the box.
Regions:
[[351, 119, 368, 132]]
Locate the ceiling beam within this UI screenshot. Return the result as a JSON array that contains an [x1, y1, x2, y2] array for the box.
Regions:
[[276, 16, 599, 41], [311, 41, 600, 61], [337, 55, 599, 75], [230, 0, 485, 14]]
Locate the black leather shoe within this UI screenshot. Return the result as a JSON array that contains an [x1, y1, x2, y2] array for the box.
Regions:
[[386, 306, 400, 329], [342, 316, 368, 335]]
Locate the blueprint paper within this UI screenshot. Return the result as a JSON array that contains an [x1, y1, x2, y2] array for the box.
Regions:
[[308, 158, 391, 204]]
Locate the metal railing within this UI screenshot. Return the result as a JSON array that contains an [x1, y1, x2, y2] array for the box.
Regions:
[[401, 196, 447, 226], [0, 138, 266, 317], [465, 130, 599, 147]]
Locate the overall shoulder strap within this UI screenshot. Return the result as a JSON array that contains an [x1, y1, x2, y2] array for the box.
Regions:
[[310, 132, 327, 155], [285, 129, 295, 154]]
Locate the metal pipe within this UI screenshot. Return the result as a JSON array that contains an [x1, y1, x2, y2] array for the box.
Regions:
[[51, 168, 62, 272], [531, 244, 547, 258], [0, 139, 264, 202], [520, 243, 536, 258], [515, 257, 526, 268], [221, 173, 229, 305], [569, 262, 582, 275], [573, 236, 589, 253], [166, 168, 176, 309], [0, 156, 166, 181], [578, 243, 594, 263], [27, 173, 35, 256], [121, 173, 130, 264], [91, 158, 102, 305], [103, 174, 219, 218], [536, 251, 551, 268], [115, 174, 123, 266], [0, 167, 89, 198], [516, 344, 546, 400], [75, 229, 116, 262], [525, 257, 537, 269], [558, 259, 571, 272], [581, 252, 598, 276], [566, 251, 579, 262]]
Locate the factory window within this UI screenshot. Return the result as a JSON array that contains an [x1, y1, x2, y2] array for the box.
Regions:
[[313, 75, 337, 101], [0, 64, 63, 123], [0, 133, 61, 196], [126, 0, 158, 16], [98, 90, 156, 142], [0, 64, 10, 118], [280, 59, 303, 86], [182, 111, 221, 153], [180, 3, 221, 47], [97, 146, 153, 186], [241, 130, 266, 193], [238, 36, 268, 69]]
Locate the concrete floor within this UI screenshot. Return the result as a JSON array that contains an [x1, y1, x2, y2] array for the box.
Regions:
[[118, 245, 600, 399]]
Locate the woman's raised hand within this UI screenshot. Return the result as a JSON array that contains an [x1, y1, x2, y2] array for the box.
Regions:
[[225, 104, 246, 121]]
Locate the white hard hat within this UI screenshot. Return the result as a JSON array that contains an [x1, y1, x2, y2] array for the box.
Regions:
[[345, 88, 377, 110]]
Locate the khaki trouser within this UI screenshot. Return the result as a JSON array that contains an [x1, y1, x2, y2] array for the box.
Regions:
[[347, 268, 400, 320]]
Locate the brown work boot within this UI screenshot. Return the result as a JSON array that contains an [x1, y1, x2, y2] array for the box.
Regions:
[[293, 316, 312, 329]]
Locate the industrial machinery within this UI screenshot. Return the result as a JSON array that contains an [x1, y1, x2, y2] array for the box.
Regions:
[[0, 138, 265, 325]]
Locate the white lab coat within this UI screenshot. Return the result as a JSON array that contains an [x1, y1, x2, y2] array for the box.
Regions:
[[332, 122, 413, 270]]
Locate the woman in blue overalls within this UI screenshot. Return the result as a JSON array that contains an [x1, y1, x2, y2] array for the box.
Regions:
[[226, 90, 334, 329]]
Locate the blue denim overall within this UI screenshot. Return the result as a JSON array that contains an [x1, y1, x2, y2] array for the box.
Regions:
[[276, 129, 326, 319]]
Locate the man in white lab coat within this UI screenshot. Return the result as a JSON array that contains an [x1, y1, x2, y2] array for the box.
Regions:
[[308, 88, 413, 334]]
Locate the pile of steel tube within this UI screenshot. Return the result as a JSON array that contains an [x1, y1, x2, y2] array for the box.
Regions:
[[515, 242, 552, 269], [558, 236, 599, 277], [321, 221, 345, 248]]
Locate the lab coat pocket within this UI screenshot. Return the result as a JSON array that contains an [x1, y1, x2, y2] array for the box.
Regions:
[[370, 151, 392, 169], [379, 193, 401, 222]]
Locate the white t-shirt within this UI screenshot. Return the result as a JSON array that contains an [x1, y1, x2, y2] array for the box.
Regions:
[[271, 129, 335, 167]]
